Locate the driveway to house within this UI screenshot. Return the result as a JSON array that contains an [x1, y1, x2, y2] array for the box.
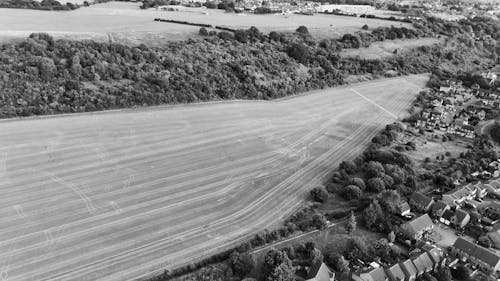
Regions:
[[434, 224, 459, 248]]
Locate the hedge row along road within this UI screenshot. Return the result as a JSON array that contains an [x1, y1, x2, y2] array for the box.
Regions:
[[0, 74, 428, 281]]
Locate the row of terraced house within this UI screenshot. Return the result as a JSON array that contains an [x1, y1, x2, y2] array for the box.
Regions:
[[352, 244, 444, 281]]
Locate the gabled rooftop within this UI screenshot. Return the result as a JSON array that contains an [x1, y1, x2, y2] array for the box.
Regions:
[[453, 237, 500, 268], [422, 244, 443, 265], [455, 209, 470, 225], [306, 262, 334, 281], [410, 192, 433, 206], [399, 259, 418, 278], [360, 266, 389, 281], [432, 200, 449, 213], [441, 209, 454, 221], [404, 214, 433, 234], [385, 263, 405, 281]]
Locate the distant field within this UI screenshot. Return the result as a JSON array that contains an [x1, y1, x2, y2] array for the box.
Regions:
[[0, 75, 428, 281], [0, 1, 412, 46], [340, 37, 443, 60]]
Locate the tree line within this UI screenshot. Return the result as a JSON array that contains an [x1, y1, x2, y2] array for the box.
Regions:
[[2, 17, 493, 118]]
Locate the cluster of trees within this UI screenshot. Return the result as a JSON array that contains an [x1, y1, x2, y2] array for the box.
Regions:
[[324, 121, 425, 236], [324, 235, 401, 270], [262, 248, 296, 281], [309, 186, 329, 203], [260, 241, 325, 281], [334, 123, 418, 201], [0, 0, 120, 10], [489, 122, 500, 143], [286, 206, 328, 231], [141, 0, 234, 10], [4, 15, 491, 118], [0, 0, 79, 10]]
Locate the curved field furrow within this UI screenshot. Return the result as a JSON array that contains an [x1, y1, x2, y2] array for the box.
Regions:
[[0, 75, 428, 281]]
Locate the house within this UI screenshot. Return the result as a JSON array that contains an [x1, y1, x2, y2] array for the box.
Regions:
[[417, 251, 435, 274], [399, 259, 418, 281], [461, 125, 475, 139], [453, 209, 471, 228], [439, 209, 454, 226], [409, 253, 426, 276], [442, 185, 477, 206], [478, 109, 486, 120], [397, 202, 411, 217], [439, 209, 470, 228], [431, 200, 450, 218], [475, 184, 488, 198], [302, 262, 335, 281], [430, 109, 444, 121], [422, 244, 444, 270], [353, 267, 389, 281], [451, 237, 500, 274], [431, 99, 443, 108], [452, 118, 468, 127], [385, 263, 406, 281], [409, 193, 434, 213], [400, 214, 434, 240], [415, 117, 427, 128], [439, 86, 452, 94]]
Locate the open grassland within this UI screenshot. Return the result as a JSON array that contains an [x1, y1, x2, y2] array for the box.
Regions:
[[0, 1, 411, 46], [0, 75, 428, 281], [340, 37, 443, 60]]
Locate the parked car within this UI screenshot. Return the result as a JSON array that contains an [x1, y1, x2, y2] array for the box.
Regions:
[[481, 217, 494, 226], [464, 201, 477, 209]]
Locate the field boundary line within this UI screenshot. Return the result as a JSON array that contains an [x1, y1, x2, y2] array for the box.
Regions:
[[349, 88, 397, 118]]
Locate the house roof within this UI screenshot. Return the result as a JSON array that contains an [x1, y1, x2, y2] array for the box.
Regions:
[[306, 262, 333, 281], [410, 192, 433, 206], [418, 251, 435, 270], [385, 264, 406, 281], [398, 202, 411, 213], [490, 180, 500, 189], [422, 244, 443, 265], [455, 209, 470, 225], [361, 267, 389, 281], [453, 119, 466, 126], [404, 214, 433, 234], [462, 125, 475, 131], [432, 200, 450, 213], [399, 259, 418, 278], [444, 184, 476, 200], [411, 254, 426, 275], [441, 209, 454, 220], [453, 237, 500, 268]]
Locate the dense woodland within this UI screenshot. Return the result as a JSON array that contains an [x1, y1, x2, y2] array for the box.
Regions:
[[2, 16, 499, 119], [0, 0, 124, 10], [0, 0, 78, 10]]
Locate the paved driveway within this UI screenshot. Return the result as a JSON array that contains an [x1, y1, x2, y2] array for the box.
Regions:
[[433, 223, 459, 247]]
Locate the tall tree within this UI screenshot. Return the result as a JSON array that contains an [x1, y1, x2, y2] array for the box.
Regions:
[[345, 211, 356, 233]]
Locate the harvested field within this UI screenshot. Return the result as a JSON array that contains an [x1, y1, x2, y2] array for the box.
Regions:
[[0, 1, 411, 46], [0, 75, 428, 281], [340, 37, 443, 60]]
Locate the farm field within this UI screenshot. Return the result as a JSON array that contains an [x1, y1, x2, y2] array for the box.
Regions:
[[340, 37, 443, 60], [0, 75, 428, 281], [0, 1, 411, 46]]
